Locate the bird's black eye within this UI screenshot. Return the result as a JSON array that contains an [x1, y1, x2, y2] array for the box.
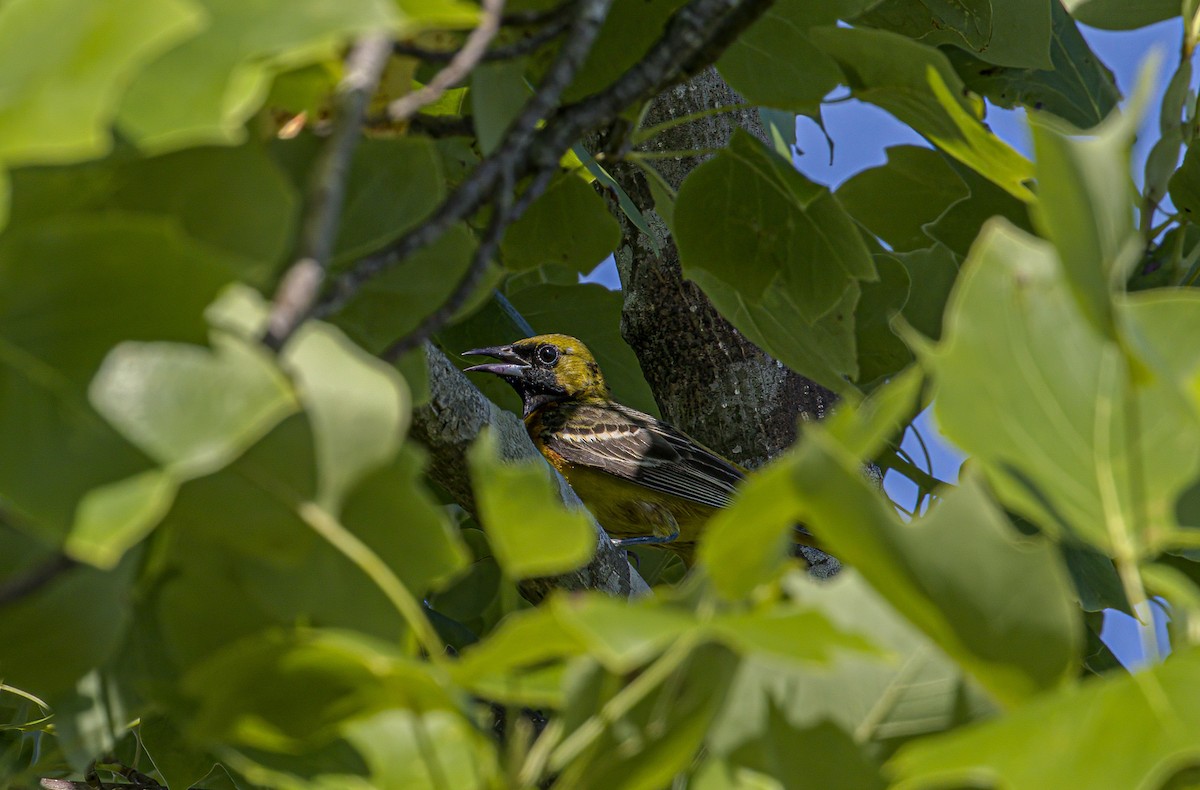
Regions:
[[536, 344, 559, 366]]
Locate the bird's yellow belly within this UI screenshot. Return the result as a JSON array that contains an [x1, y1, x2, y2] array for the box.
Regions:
[[557, 464, 719, 556]]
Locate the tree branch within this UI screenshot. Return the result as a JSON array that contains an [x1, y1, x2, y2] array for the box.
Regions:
[[262, 33, 394, 350], [0, 553, 76, 607], [318, 0, 616, 321], [388, 0, 506, 123], [410, 344, 650, 602], [392, 13, 569, 63]]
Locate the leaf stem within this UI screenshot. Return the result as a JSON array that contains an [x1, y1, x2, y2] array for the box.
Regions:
[[298, 501, 445, 657], [548, 634, 698, 771], [633, 102, 752, 144]]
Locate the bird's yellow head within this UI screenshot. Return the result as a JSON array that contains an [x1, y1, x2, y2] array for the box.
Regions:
[[463, 333, 610, 417]]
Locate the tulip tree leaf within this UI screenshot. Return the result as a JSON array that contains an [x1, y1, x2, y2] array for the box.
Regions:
[[928, 221, 1200, 551], [467, 429, 596, 579], [811, 26, 1034, 202]]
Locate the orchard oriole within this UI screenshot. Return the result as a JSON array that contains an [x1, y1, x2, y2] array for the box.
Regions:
[[465, 334, 810, 559]]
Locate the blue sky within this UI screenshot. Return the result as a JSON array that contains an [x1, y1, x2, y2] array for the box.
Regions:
[[585, 16, 1183, 668]]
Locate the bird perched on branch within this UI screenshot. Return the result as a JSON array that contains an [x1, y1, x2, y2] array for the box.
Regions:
[[464, 333, 812, 560]]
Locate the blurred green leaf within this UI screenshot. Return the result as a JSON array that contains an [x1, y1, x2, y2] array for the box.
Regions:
[[1169, 146, 1200, 223], [184, 628, 458, 752], [0, 0, 201, 167], [726, 713, 884, 790], [500, 173, 621, 274], [282, 322, 409, 511], [334, 137, 446, 265], [946, 2, 1120, 128], [336, 223, 480, 355], [836, 146, 969, 252], [0, 527, 138, 697], [467, 429, 596, 579], [10, 143, 300, 288], [889, 645, 1200, 788], [1029, 64, 1149, 338], [342, 707, 500, 789], [710, 571, 997, 758], [0, 217, 238, 538], [117, 0, 397, 151], [471, 60, 527, 155], [791, 427, 1080, 706], [930, 221, 1200, 551], [560, 0, 688, 102], [91, 337, 296, 480], [506, 282, 659, 416], [812, 26, 1034, 201]]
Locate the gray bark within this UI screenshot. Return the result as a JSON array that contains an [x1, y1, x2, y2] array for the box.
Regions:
[[600, 69, 842, 577]]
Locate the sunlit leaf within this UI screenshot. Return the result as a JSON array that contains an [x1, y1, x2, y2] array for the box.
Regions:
[[467, 428, 596, 579]]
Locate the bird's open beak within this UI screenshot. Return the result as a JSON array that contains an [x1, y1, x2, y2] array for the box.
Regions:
[[462, 345, 529, 379]]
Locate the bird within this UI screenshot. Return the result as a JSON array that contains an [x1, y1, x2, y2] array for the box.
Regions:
[[463, 333, 811, 561]]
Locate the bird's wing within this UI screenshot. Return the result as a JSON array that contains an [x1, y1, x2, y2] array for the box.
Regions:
[[542, 403, 744, 509]]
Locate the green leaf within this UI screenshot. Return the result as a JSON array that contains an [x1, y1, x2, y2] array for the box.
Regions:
[[333, 137, 446, 265], [116, 0, 397, 151], [1170, 146, 1200, 223], [342, 708, 500, 789], [184, 629, 458, 751], [1062, 0, 1179, 30], [506, 283, 659, 416], [724, 714, 885, 790], [889, 645, 1200, 788], [560, 0, 688, 103], [0, 216, 236, 537], [811, 26, 1034, 202], [335, 223, 479, 355], [709, 607, 878, 666], [466, 428, 596, 579], [500, 173, 621, 274], [698, 458, 805, 600], [470, 60, 527, 156], [74, 333, 296, 566], [676, 132, 874, 391], [716, 0, 844, 114], [282, 322, 409, 511], [790, 429, 1081, 706], [929, 221, 1200, 550], [9, 143, 300, 288], [836, 146, 969, 252], [678, 131, 875, 322], [945, 1, 1120, 128], [1029, 62, 1149, 338], [709, 570, 997, 757], [854, 0, 1052, 69], [0, 527, 138, 697], [890, 244, 960, 341], [924, 160, 1034, 256], [0, 0, 201, 165], [91, 337, 296, 480], [854, 255, 912, 389]]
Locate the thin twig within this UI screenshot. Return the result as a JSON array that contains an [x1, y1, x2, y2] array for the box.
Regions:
[[263, 33, 393, 350], [316, 0, 616, 320], [0, 553, 76, 607], [392, 14, 569, 63], [388, 0, 506, 123], [313, 0, 769, 333]]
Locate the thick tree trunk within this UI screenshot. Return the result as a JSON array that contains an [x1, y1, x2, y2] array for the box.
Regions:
[[600, 69, 841, 577]]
